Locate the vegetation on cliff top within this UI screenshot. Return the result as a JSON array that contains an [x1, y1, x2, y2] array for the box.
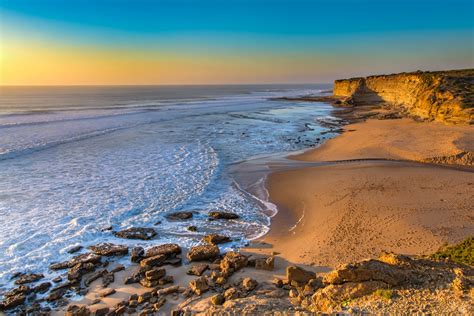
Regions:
[[431, 236, 474, 266]]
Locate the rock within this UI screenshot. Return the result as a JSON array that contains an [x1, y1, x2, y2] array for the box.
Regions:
[[187, 244, 220, 262], [145, 268, 166, 281], [145, 244, 182, 258], [189, 276, 209, 295], [307, 278, 324, 290], [53, 276, 62, 283], [272, 278, 284, 288], [211, 294, 225, 305], [255, 256, 275, 271], [140, 278, 159, 288], [50, 253, 101, 270], [95, 307, 110, 316], [323, 259, 410, 286], [46, 288, 68, 302], [32, 282, 51, 293], [220, 252, 248, 276], [242, 278, 258, 291], [88, 243, 128, 256], [137, 291, 152, 303], [165, 257, 182, 266], [124, 272, 142, 284], [84, 269, 106, 286], [102, 271, 114, 287], [202, 233, 232, 245], [1, 294, 26, 310], [152, 297, 166, 310], [140, 254, 166, 269], [156, 285, 180, 296], [99, 288, 116, 298], [66, 305, 90, 316], [3, 285, 32, 297], [311, 281, 388, 312], [68, 262, 97, 281], [14, 273, 44, 285], [67, 245, 83, 254], [286, 266, 316, 285], [187, 263, 209, 276], [111, 264, 125, 273], [131, 247, 145, 263], [208, 211, 239, 220], [165, 211, 194, 220], [224, 287, 240, 300], [187, 226, 198, 232], [114, 227, 157, 240]]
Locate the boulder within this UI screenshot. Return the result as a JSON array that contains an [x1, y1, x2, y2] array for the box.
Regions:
[[131, 247, 145, 263], [102, 271, 114, 287], [95, 307, 110, 316], [211, 294, 225, 305], [187, 263, 209, 276], [84, 269, 106, 286], [165, 211, 194, 220], [46, 287, 68, 302], [242, 278, 258, 291], [68, 262, 97, 281], [202, 234, 231, 245], [220, 252, 248, 276], [145, 244, 182, 258], [189, 276, 209, 295], [224, 287, 241, 300], [114, 227, 157, 240], [187, 244, 220, 262], [145, 268, 166, 281], [137, 291, 152, 304], [99, 288, 116, 298], [208, 211, 239, 220], [255, 256, 275, 271], [14, 273, 44, 285], [187, 226, 198, 232], [88, 243, 128, 256], [1, 294, 25, 310], [111, 264, 125, 273], [65, 305, 90, 316], [50, 253, 101, 270], [286, 266, 316, 284], [4, 285, 30, 298], [140, 254, 166, 269], [66, 245, 83, 254], [124, 272, 142, 284], [156, 285, 180, 296], [323, 259, 410, 286], [32, 282, 51, 293]]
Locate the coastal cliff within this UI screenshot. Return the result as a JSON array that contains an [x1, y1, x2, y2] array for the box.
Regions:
[[333, 69, 474, 124]]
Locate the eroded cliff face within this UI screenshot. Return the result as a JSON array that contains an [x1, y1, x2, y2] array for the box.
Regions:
[[333, 69, 474, 124]]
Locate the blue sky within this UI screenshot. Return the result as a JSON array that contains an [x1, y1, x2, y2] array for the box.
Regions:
[[1, 0, 473, 84]]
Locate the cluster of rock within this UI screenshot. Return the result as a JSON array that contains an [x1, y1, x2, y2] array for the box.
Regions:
[[184, 251, 473, 314]]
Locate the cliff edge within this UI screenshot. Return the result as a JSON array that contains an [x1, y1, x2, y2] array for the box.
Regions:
[[333, 69, 474, 124]]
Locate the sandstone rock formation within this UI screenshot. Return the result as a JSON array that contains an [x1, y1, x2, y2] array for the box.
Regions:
[[333, 69, 474, 124]]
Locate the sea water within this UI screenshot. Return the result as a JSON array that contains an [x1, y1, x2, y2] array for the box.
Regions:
[[0, 84, 339, 287]]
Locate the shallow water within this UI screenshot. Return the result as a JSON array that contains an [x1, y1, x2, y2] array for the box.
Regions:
[[0, 84, 338, 287]]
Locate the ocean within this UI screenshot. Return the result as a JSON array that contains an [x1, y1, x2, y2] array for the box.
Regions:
[[0, 84, 338, 287]]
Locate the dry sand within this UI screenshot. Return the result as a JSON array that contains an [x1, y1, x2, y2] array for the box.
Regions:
[[262, 118, 474, 268]]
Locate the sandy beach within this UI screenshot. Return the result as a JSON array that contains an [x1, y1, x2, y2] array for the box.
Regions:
[[59, 115, 474, 315], [263, 118, 474, 268]]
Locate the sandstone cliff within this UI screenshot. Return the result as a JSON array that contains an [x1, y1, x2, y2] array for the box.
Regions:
[[333, 69, 474, 124]]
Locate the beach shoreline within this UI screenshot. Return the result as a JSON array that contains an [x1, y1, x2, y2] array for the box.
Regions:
[[53, 101, 473, 315]]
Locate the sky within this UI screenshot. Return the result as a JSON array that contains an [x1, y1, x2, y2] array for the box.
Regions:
[[0, 0, 473, 85]]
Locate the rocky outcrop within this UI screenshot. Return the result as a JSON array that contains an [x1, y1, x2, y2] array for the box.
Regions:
[[333, 69, 474, 124]]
